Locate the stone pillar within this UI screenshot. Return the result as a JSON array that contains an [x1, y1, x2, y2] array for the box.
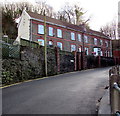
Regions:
[[81, 51, 86, 70], [74, 51, 77, 71], [55, 47, 60, 73], [98, 56, 101, 67], [77, 52, 81, 70]]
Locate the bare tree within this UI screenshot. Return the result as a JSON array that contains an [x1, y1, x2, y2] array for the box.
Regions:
[[100, 20, 117, 39], [57, 3, 74, 23], [57, 3, 90, 26]]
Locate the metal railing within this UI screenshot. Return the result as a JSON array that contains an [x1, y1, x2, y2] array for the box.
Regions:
[[115, 111, 120, 116], [113, 82, 120, 93]]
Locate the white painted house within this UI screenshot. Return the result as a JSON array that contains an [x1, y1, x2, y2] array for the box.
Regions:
[[15, 10, 31, 44]]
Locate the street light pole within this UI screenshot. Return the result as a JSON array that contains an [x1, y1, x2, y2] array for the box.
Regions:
[[44, 10, 48, 77]]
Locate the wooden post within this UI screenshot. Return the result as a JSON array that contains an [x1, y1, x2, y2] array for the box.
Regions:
[[44, 10, 48, 77]]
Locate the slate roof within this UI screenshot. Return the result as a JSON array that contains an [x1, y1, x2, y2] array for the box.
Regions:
[[27, 11, 109, 39]]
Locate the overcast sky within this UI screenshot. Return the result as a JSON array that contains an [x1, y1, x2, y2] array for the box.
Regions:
[[1, 0, 120, 31]]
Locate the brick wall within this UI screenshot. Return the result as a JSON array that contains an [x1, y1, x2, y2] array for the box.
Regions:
[[31, 20, 111, 56]]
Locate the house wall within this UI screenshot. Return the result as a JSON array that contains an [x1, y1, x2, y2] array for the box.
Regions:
[[30, 19, 112, 57], [17, 10, 31, 42]]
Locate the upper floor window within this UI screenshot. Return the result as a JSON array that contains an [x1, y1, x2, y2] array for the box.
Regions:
[[38, 39, 44, 46], [84, 35, 88, 43], [71, 32, 75, 40], [57, 29, 62, 38], [38, 25, 44, 34], [49, 27, 53, 36], [100, 40, 103, 46], [71, 44, 76, 52], [94, 38, 97, 45], [105, 41, 108, 47], [57, 42, 63, 50], [78, 34, 82, 42]]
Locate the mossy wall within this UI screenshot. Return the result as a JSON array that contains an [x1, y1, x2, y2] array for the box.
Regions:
[[2, 46, 75, 85]]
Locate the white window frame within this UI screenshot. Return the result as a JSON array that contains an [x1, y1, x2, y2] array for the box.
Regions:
[[57, 29, 62, 38], [71, 32, 75, 40], [38, 25, 44, 34], [100, 40, 103, 46], [84, 35, 88, 43], [57, 42, 63, 50], [105, 41, 108, 47], [78, 34, 82, 42], [71, 44, 76, 52], [94, 38, 97, 45], [49, 27, 53, 36]]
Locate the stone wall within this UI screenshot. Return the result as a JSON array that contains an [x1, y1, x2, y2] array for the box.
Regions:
[[2, 45, 115, 85], [2, 46, 75, 85], [59, 51, 75, 73]]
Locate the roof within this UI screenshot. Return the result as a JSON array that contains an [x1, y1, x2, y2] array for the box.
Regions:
[[27, 11, 109, 39]]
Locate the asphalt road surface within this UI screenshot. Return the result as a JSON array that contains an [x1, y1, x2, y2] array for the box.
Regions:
[[2, 67, 111, 114]]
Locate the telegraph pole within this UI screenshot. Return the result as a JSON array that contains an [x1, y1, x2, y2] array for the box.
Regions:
[[44, 10, 48, 77], [82, 24, 85, 69]]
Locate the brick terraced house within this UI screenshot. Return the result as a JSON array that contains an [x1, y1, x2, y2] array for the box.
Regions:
[[16, 10, 112, 57]]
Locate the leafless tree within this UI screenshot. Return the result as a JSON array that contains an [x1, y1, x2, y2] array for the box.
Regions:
[[100, 20, 117, 39], [57, 3, 90, 26]]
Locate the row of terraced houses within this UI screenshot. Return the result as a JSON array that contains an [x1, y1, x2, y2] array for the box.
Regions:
[[15, 10, 112, 57]]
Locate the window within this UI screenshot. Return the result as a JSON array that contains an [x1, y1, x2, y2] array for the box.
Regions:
[[57, 29, 62, 38], [38, 25, 44, 34], [71, 32, 75, 40], [100, 40, 103, 46], [57, 42, 63, 50], [78, 47, 82, 52], [108, 51, 109, 57], [85, 47, 89, 55], [105, 51, 108, 57], [93, 48, 101, 56], [100, 51, 103, 56], [78, 34, 82, 42], [105, 41, 108, 47], [38, 39, 44, 46], [48, 41, 53, 46], [49, 27, 53, 36], [71, 44, 76, 52], [94, 38, 98, 45], [84, 35, 88, 43]]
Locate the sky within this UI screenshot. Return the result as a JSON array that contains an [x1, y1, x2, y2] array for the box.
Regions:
[[1, 0, 120, 31]]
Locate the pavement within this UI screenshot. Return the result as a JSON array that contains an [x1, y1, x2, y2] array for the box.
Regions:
[[98, 88, 111, 115], [2, 67, 111, 114]]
